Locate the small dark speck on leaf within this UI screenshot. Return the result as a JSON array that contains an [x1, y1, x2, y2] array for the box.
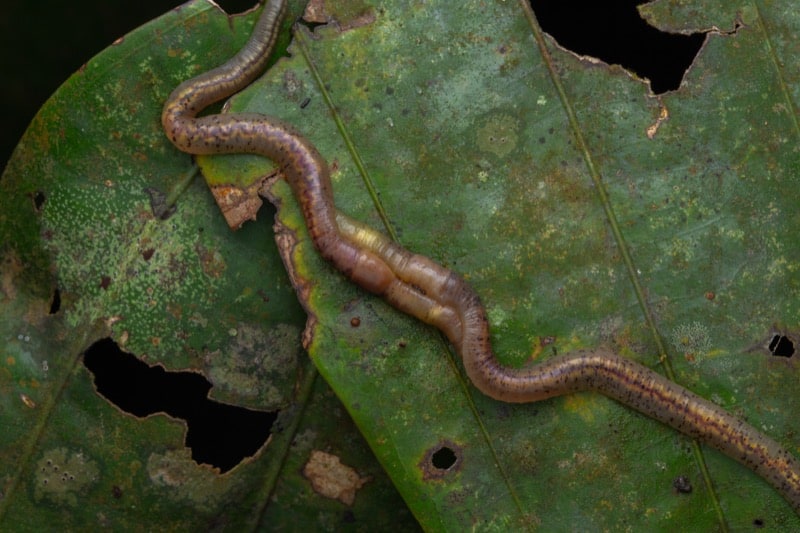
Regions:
[[672, 475, 692, 494], [32, 190, 46, 212]]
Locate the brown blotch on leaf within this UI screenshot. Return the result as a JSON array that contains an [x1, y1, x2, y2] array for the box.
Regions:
[[302, 450, 370, 506], [303, 0, 377, 31]]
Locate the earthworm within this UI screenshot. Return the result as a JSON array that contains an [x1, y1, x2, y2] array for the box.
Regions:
[[162, 0, 800, 513]]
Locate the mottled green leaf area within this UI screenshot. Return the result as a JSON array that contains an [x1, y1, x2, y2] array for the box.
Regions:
[[201, 0, 800, 530], [0, 1, 415, 531]]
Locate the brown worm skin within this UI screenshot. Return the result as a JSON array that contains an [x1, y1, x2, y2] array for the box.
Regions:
[[162, 0, 800, 513]]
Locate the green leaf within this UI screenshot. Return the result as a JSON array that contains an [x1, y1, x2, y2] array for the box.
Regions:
[[0, 1, 415, 530], [207, 0, 800, 529]]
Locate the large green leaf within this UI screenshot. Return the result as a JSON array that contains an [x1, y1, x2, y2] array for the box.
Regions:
[[207, 0, 800, 529], [2, 0, 799, 530], [0, 1, 416, 531]]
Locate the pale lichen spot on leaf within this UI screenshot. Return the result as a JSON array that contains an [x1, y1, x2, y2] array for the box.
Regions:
[[34, 448, 99, 507], [476, 113, 519, 158], [671, 321, 712, 357]]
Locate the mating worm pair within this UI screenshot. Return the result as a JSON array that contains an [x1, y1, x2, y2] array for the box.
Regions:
[[162, 0, 800, 513]]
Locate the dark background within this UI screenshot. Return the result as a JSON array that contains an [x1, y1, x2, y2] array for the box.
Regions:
[[0, 0, 256, 173]]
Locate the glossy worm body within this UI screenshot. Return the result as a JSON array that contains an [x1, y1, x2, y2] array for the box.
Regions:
[[162, 0, 800, 513]]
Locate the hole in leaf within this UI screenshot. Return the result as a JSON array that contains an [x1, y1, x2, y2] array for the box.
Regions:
[[32, 191, 46, 212], [768, 335, 794, 357], [419, 440, 462, 480], [529, 0, 707, 94], [753, 518, 765, 528], [216, 0, 257, 13], [83, 337, 277, 473], [48, 288, 61, 314], [431, 446, 457, 470]]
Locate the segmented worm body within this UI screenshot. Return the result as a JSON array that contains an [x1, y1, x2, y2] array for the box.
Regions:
[[162, 0, 800, 513]]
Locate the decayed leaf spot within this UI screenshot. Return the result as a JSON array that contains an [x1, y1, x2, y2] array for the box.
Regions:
[[194, 240, 227, 278], [83, 337, 277, 473], [419, 440, 463, 481], [303, 0, 328, 24], [302, 0, 377, 31], [34, 448, 99, 506], [302, 450, 371, 505], [202, 322, 303, 407]]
